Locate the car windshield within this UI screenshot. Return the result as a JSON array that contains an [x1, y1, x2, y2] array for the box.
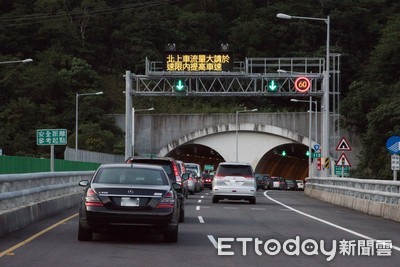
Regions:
[[217, 165, 252, 176], [94, 167, 169, 185]]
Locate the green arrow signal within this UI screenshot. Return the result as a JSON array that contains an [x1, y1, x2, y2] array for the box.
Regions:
[[268, 80, 278, 92], [175, 80, 185, 92]]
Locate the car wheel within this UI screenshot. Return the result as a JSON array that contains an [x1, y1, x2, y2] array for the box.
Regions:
[[249, 198, 256, 205], [78, 223, 92, 241], [164, 225, 178, 243], [179, 208, 185, 223], [212, 197, 219, 203]]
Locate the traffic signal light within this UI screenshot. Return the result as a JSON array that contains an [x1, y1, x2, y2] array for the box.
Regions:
[[267, 80, 278, 92], [281, 150, 286, 156], [174, 79, 186, 92], [306, 150, 310, 157]]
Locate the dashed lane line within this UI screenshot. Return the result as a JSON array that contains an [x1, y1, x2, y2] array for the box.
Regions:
[[198, 216, 205, 224]]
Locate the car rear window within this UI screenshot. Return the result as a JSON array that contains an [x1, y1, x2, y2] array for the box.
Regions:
[[127, 159, 175, 181], [217, 165, 253, 176], [94, 167, 169, 185]]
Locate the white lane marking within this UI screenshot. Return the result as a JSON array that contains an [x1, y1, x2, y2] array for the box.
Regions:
[[201, 196, 205, 198], [201, 206, 210, 209], [196, 206, 200, 210], [198, 199, 202, 203], [208, 235, 218, 249], [251, 207, 266, 211], [223, 207, 238, 210], [205, 193, 209, 195], [263, 191, 400, 252], [198, 216, 205, 223]]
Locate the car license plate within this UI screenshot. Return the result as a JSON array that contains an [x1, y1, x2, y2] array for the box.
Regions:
[[121, 197, 140, 207]]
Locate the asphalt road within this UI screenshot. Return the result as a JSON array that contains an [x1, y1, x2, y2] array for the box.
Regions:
[[0, 189, 399, 267]]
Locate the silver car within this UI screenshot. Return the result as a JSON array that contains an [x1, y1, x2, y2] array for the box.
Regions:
[[212, 162, 257, 204]]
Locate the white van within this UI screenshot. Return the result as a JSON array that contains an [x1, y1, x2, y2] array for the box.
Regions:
[[212, 162, 257, 204], [184, 163, 201, 177]]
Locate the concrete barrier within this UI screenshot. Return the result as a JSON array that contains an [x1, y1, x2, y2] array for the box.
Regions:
[[0, 171, 94, 237], [305, 177, 400, 222]]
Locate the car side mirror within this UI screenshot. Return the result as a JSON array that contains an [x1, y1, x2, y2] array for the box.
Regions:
[[78, 180, 89, 187], [172, 182, 181, 191], [181, 173, 190, 180]]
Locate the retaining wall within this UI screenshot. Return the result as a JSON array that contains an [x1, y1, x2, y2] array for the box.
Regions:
[[0, 171, 94, 237], [305, 177, 400, 222]]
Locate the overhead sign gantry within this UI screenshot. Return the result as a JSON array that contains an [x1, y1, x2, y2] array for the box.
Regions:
[[124, 54, 341, 160], [127, 56, 325, 97]]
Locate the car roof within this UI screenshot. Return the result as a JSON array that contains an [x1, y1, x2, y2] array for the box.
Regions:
[[126, 156, 176, 163], [101, 163, 165, 170], [184, 162, 200, 166], [218, 162, 251, 166]]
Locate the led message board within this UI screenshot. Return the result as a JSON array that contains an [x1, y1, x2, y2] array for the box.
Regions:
[[163, 51, 234, 72]]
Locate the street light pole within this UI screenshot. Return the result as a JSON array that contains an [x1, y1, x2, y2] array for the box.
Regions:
[[277, 13, 330, 177], [291, 98, 318, 178], [235, 108, 258, 162], [75, 91, 103, 161], [132, 107, 154, 157]]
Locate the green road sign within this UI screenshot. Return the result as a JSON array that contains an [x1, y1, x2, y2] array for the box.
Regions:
[[37, 129, 67, 145], [312, 152, 321, 158], [204, 164, 214, 171], [334, 165, 350, 176]]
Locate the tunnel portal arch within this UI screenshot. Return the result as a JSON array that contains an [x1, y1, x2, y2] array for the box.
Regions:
[[162, 123, 317, 179]]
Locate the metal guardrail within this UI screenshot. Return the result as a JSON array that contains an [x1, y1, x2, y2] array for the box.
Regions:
[[0, 171, 95, 212], [306, 177, 400, 208]]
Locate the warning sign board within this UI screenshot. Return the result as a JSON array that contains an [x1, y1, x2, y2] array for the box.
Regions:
[[336, 153, 351, 167], [336, 137, 352, 151], [324, 158, 330, 169]]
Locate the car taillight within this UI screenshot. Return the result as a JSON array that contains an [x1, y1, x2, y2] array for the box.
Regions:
[[85, 188, 104, 207], [173, 163, 180, 176], [156, 191, 175, 209]]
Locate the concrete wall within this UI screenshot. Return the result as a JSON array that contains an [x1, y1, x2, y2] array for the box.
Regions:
[[113, 113, 361, 167], [305, 177, 400, 222], [0, 171, 94, 237]]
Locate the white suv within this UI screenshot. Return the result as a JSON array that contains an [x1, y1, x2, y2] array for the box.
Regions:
[[212, 162, 257, 204]]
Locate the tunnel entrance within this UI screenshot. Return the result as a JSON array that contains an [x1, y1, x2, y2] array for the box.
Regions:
[[166, 142, 311, 180], [166, 144, 225, 173], [255, 143, 311, 180]]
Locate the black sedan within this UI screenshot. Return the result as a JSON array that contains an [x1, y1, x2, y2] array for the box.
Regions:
[[285, 179, 298, 191], [78, 163, 181, 242]]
